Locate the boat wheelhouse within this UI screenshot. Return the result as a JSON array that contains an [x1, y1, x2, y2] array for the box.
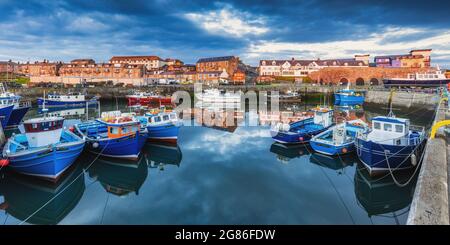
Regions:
[[355, 116, 426, 175], [37, 92, 97, 108], [196, 89, 241, 103], [74, 111, 148, 160], [270, 107, 334, 144], [0, 83, 31, 129], [2, 116, 85, 180], [136, 108, 182, 143]]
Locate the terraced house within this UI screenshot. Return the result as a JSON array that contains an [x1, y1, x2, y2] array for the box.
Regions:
[[258, 55, 369, 80], [374, 49, 431, 68]]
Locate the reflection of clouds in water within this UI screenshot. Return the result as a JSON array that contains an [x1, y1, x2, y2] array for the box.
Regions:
[[183, 127, 271, 161]]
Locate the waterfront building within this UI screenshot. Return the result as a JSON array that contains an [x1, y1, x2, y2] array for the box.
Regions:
[[0, 61, 19, 74], [232, 69, 246, 84], [110, 55, 167, 70], [258, 55, 368, 78], [59, 60, 144, 80], [374, 49, 431, 68], [197, 69, 229, 85], [196, 56, 239, 79], [164, 58, 184, 66], [18, 60, 63, 77]]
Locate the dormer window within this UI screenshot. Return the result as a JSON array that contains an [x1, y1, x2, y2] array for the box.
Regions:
[[262, 61, 266, 65], [272, 61, 276, 65]]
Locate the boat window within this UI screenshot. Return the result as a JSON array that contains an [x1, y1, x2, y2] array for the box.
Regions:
[[110, 127, 119, 134], [395, 124, 403, 133], [373, 122, 381, 130], [33, 123, 37, 129], [396, 139, 402, 145], [384, 123, 392, 131], [153, 116, 161, 123], [121, 127, 129, 134], [163, 115, 169, 121], [170, 114, 176, 120]]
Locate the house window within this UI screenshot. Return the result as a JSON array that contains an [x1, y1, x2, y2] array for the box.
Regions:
[[374, 122, 381, 129], [395, 125, 403, 133], [384, 123, 392, 131]]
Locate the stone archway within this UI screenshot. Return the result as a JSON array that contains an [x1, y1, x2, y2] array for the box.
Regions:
[[339, 78, 349, 86], [370, 78, 379, 86], [355, 77, 365, 86]]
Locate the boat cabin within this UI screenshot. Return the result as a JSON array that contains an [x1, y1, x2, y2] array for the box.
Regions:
[[312, 107, 333, 127], [98, 111, 140, 139], [370, 116, 411, 145], [146, 112, 178, 125], [23, 117, 64, 147], [47, 93, 85, 101]]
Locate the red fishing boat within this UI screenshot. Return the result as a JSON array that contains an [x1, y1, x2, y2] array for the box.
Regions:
[[126, 91, 172, 106]]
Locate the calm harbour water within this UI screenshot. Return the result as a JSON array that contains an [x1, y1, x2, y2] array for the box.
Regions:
[[0, 97, 435, 225]]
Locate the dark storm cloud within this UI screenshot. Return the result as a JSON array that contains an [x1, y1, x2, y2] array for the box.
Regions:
[[0, 0, 448, 65]]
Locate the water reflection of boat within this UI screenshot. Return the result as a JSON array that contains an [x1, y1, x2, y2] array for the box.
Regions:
[[270, 143, 312, 164], [309, 152, 357, 170], [0, 164, 85, 224], [354, 166, 416, 219], [143, 143, 182, 169], [87, 155, 148, 196]]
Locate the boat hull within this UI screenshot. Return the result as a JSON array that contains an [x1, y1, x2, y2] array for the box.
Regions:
[[37, 98, 91, 108], [271, 126, 330, 144], [310, 140, 355, 156], [127, 96, 172, 106], [86, 133, 147, 160], [5, 141, 85, 180], [334, 93, 364, 105], [0, 104, 14, 129], [383, 78, 450, 88], [146, 123, 180, 143], [5, 106, 30, 129], [355, 137, 426, 175]]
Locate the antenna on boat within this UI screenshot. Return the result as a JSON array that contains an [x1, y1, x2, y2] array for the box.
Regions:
[[387, 89, 395, 117], [42, 90, 48, 118]]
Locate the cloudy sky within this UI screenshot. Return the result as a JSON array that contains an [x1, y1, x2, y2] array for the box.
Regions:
[[0, 0, 449, 67]]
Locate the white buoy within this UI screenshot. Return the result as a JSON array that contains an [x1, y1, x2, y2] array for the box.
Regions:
[[411, 153, 417, 166]]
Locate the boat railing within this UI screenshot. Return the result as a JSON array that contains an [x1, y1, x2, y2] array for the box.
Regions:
[[19, 100, 32, 108]]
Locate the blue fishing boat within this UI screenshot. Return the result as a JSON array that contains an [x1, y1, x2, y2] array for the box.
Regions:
[[0, 104, 14, 129], [355, 114, 426, 176], [74, 111, 148, 160], [270, 107, 334, 144], [310, 119, 368, 156], [0, 83, 31, 129], [334, 84, 364, 105], [2, 116, 85, 180], [136, 107, 182, 143], [37, 92, 97, 108]]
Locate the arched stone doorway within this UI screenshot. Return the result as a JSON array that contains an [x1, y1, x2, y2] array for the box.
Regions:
[[339, 78, 349, 86], [355, 77, 365, 86], [370, 78, 379, 85]]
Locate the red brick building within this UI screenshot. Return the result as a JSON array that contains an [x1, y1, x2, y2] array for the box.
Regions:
[[18, 60, 62, 76], [196, 56, 239, 78], [232, 69, 246, 84], [59, 60, 144, 79]]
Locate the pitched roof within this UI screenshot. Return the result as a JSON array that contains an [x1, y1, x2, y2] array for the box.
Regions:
[[110, 56, 162, 61], [197, 56, 235, 63], [259, 58, 366, 67]]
